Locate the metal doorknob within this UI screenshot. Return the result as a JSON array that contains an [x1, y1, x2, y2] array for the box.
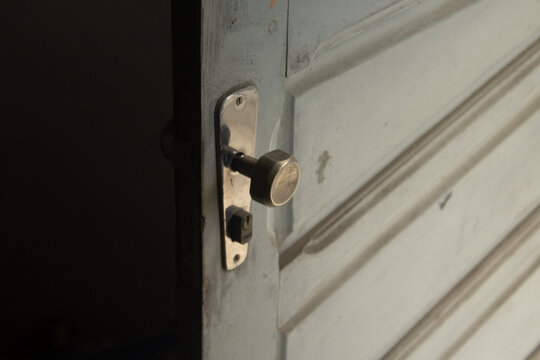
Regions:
[[229, 149, 300, 207]]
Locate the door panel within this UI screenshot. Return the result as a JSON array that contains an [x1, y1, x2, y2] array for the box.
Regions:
[[390, 204, 540, 359], [201, 0, 540, 359], [284, 104, 540, 359], [287, 0, 400, 74], [280, 0, 540, 254], [279, 36, 540, 330], [451, 264, 540, 360]]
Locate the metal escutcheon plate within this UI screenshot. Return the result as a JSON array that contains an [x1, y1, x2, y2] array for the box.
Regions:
[[215, 85, 258, 270]]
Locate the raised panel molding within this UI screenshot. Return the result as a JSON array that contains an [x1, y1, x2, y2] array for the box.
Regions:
[[527, 345, 540, 360], [287, 0, 478, 78], [383, 204, 540, 359], [282, 0, 540, 257], [280, 36, 540, 330], [279, 36, 540, 359], [450, 264, 540, 359]]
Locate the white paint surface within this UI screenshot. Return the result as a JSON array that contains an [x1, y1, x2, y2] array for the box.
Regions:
[[201, 0, 540, 359]]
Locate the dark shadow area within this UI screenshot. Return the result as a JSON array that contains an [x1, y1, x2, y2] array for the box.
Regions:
[[171, 0, 202, 358], [0, 1, 176, 358]]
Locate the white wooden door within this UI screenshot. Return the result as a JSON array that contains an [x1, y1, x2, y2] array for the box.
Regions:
[[201, 1, 540, 359]]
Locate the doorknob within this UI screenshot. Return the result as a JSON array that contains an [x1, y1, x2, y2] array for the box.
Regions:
[[224, 147, 300, 207], [215, 85, 300, 270]]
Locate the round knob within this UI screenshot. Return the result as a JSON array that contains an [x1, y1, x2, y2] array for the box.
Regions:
[[231, 149, 300, 207]]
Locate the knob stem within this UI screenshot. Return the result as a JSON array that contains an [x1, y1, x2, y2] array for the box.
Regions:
[[224, 147, 300, 207], [231, 153, 257, 178]]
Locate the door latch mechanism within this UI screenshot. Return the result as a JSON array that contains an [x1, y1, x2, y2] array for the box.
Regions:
[[215, 85, 300, 270]]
